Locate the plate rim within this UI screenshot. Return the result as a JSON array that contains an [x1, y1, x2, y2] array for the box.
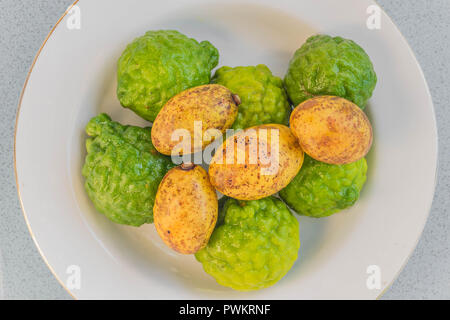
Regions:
[[14, 0, 80, 300], [13, 0, 438, 300]]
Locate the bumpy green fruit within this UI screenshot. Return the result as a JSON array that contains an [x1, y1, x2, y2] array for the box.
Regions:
[[195, 197, 299, 291], [279, 155, 367, 218], [212, 65, 291, 130], [82, 114, 174, 226], [284, 35, 377, 109], [117, 30, 219, 121]]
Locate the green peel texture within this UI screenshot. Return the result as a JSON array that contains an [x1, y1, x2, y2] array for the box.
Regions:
[[196, 197, 300, 291], [284, 35, 377, 108], [82, 113, 174, 226], [280, 155, 367, 218], [117, 30, 219, 121], [212, 65, 291, 130]]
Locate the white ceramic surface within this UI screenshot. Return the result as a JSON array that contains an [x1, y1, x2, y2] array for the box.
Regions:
[[15, 0, 437, 299]]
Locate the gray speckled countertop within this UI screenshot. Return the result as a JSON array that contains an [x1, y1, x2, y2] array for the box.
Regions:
[[0, 0, 448, 299]]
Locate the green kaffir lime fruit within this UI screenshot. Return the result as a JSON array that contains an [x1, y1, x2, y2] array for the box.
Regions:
[[279, 155, 368, 218], [117, 30, 219, 122], [82, 113, 174, 226], [284, 35, 377, 109], [195, 197, 300, 291], [212, 65, 291, 130]]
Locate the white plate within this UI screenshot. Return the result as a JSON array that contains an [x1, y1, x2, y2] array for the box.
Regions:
[[15, 0, 437, 299]]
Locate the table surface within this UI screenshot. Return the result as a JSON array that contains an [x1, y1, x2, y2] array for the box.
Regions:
[[0, 0, 449, 299]]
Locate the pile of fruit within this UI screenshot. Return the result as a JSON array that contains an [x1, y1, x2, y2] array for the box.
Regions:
[[82, 30, 376, 291]]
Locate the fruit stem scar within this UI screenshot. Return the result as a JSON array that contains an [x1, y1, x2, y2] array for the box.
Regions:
[[180, 163, 195, 171], [232, 94, 241, 105]]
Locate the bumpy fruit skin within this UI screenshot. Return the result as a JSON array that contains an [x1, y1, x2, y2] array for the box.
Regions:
[[196, 197, 300, 291], [154, 164, 218, 254], [82, 114, 174, 226], [212, 65, 291, 130], [284, 35, 377, 109], [279, 155, 368, 218], [117, 30, 219, 122]]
